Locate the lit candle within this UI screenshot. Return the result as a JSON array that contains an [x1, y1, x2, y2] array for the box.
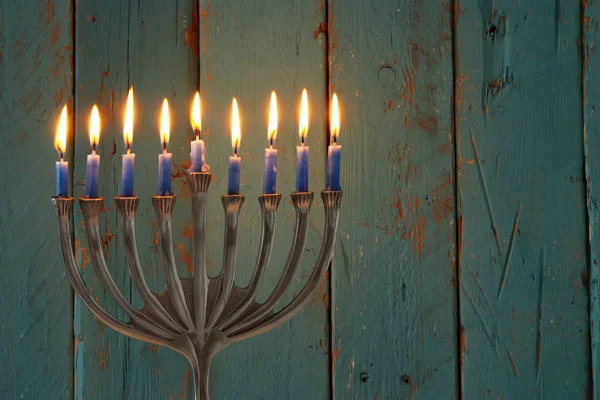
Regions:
[[190, 92, 207, 172], [228, 98, 241, 195], [263, 91, 278, 194], [296, 89, 309, 193], [55, 105, 68, 197], [326, 94, 342, 191], [85, 105, 101, 198], [157, 99, 173, 196], [121, 88, 135, 197]]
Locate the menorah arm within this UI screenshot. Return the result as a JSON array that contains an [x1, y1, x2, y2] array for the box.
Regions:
[[227, 191, 341, 341], [187, 172, 212, 337], [206, 195, 245, 330], [222, 192, 313, 333], [216, 194, 281, 329], [52, 197, 173, 345], [153, 196, 195, 332], [79, 199, 176, 340], [116, 197, 187, 334]]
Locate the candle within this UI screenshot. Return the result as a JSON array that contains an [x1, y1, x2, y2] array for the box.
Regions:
[[85, 105, 101, 198], [157, 99, 173, 196], [190, 92, 207, 172], [228, 98, 241, 195], [326, 94, 342, 191], [121, 88, 135, 196], [55, 105, 68, 197], [263, 91, 278, 194], [296, 89, 309, 193]]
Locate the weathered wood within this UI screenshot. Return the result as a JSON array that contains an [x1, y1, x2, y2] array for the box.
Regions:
[[455, 1, 590, 398], [329, 0, 458, 398], [584, 2, 600, 398], [197, 0, 330, 398], [0, 1, 74, 399], [73, 0, 198, 398]]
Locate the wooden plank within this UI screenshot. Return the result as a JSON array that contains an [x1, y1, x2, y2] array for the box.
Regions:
[[0, 0, 74, 399], [329, 1, 458, 398], [584, 2, 600, 398], [74, 0, 198, 398], [198, 1, 330, 398], [455, 1, 590, 398]]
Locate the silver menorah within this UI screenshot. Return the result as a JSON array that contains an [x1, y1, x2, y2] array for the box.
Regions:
[[51, 171, 342, 399]]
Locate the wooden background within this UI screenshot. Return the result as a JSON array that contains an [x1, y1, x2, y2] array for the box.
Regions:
[[0, 0, 597, 398]]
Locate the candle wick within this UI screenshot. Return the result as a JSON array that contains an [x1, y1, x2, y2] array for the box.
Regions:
[[195, 128, 201, 140], [163, 141, 167, 153], [60, 151, 64, 162], [270, 136, 274, 148], [92, 143, 97, 154], [126, 141, 131, 154]]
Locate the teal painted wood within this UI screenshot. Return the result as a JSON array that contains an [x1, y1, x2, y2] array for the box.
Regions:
[[584, 3, 600, 398], [329, 1, 459, 398], [455, 0, 590, 398], [73, 0, 198, 398], [197, 1, 330, 398], [0, 1, 74, 399]]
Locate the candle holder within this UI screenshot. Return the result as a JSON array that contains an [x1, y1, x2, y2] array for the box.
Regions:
[[51, 172, 342, 400]]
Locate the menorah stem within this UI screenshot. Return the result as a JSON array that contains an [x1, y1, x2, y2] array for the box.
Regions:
[[116, 197, 185, 334], [206, 195, 245, 329], [153, 196, 195, 331], [188, 172, 212, 337]]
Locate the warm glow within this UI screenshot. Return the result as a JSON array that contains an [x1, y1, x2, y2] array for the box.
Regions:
[[90, 105, 100, 148], [231, 98, 241, 153], [160, 98, 170, 148], [268, 91, 277, 144], [55, 105, 68, 156], [299, 88, 308, 143], [191, 91, 201, 133], [330, 94, 339, 142], [124, 87, 134, 148]]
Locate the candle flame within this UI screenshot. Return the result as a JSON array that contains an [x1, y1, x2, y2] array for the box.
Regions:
[[55, 105, 68, 156], [124, 87, 134, 149], [330, 93, 339, 143], [160, 98, 170, 149], [268, 91, 277, 144], [299, 88, 308, 143], [231, 98, 241, 153], [191, 91, 201, 133], [90, 105, 100, 148]]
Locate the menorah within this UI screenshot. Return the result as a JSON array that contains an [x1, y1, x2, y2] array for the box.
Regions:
[[51, 171, 342, 399]]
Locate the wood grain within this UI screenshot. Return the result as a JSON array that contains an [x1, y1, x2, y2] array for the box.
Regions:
[[455, 0, 590, 398], [0, 0, 74, 398], [329, 0, 459, 398], [584, 2, 600, 398]]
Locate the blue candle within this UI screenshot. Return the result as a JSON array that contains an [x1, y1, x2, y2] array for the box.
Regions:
[[158, 152, 173, 195], [228, 98, 242, 195], [121, 152, 135, 196], [228, 155, 241, 195], [157, 99, 172, 196], [85, 105, 101, 198], [326, 94, 342, 191], [54, 105, 69, 197], [121, 88, 135, 196], [296, 89, 309, 192], [326, 144, 341, 191], [55, 160, 68, 197], [263, 91, 278, 194], [190, 138, 206, 172], [190, 92, 207, 172], [263, 148, 277, 194]]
